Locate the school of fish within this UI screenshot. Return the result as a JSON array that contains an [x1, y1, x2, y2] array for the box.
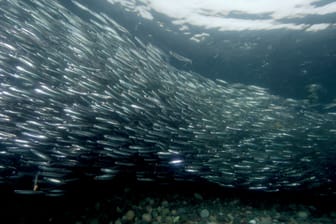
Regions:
[[0, 0, 335, 196]]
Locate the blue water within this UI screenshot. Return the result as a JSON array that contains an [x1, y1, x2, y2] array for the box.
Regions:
[[68, 0, 336, 106]]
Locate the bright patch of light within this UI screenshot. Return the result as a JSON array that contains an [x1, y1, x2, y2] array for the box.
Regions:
[[306, 23, 331, 32], [107, 0, 336, 33]]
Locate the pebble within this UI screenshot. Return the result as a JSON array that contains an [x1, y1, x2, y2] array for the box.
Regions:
[[297, 211, 309, 219], [177, 208, 186, 214], [114, 219, 122, 224], [152, 210, 158, 218], [200, 209, 210, 218], [116, 207, 122, 213], [146, 197, 155, 205], [156, 215, 162, 222], [125, 210, 135, 221], [227, 213, 234, 220], [142, 213, 152, 222], [146, 205, 152, 213], [165, 216, 173, 224], [260, 216, 272, 224], [249, 219, 257, 224], [209, 215, 217, 222], [161, 208, 170, 216], [161, 200, 169, 207]]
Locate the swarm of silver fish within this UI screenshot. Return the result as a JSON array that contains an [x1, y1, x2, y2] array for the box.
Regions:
[[0, 0, 335, 195]]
